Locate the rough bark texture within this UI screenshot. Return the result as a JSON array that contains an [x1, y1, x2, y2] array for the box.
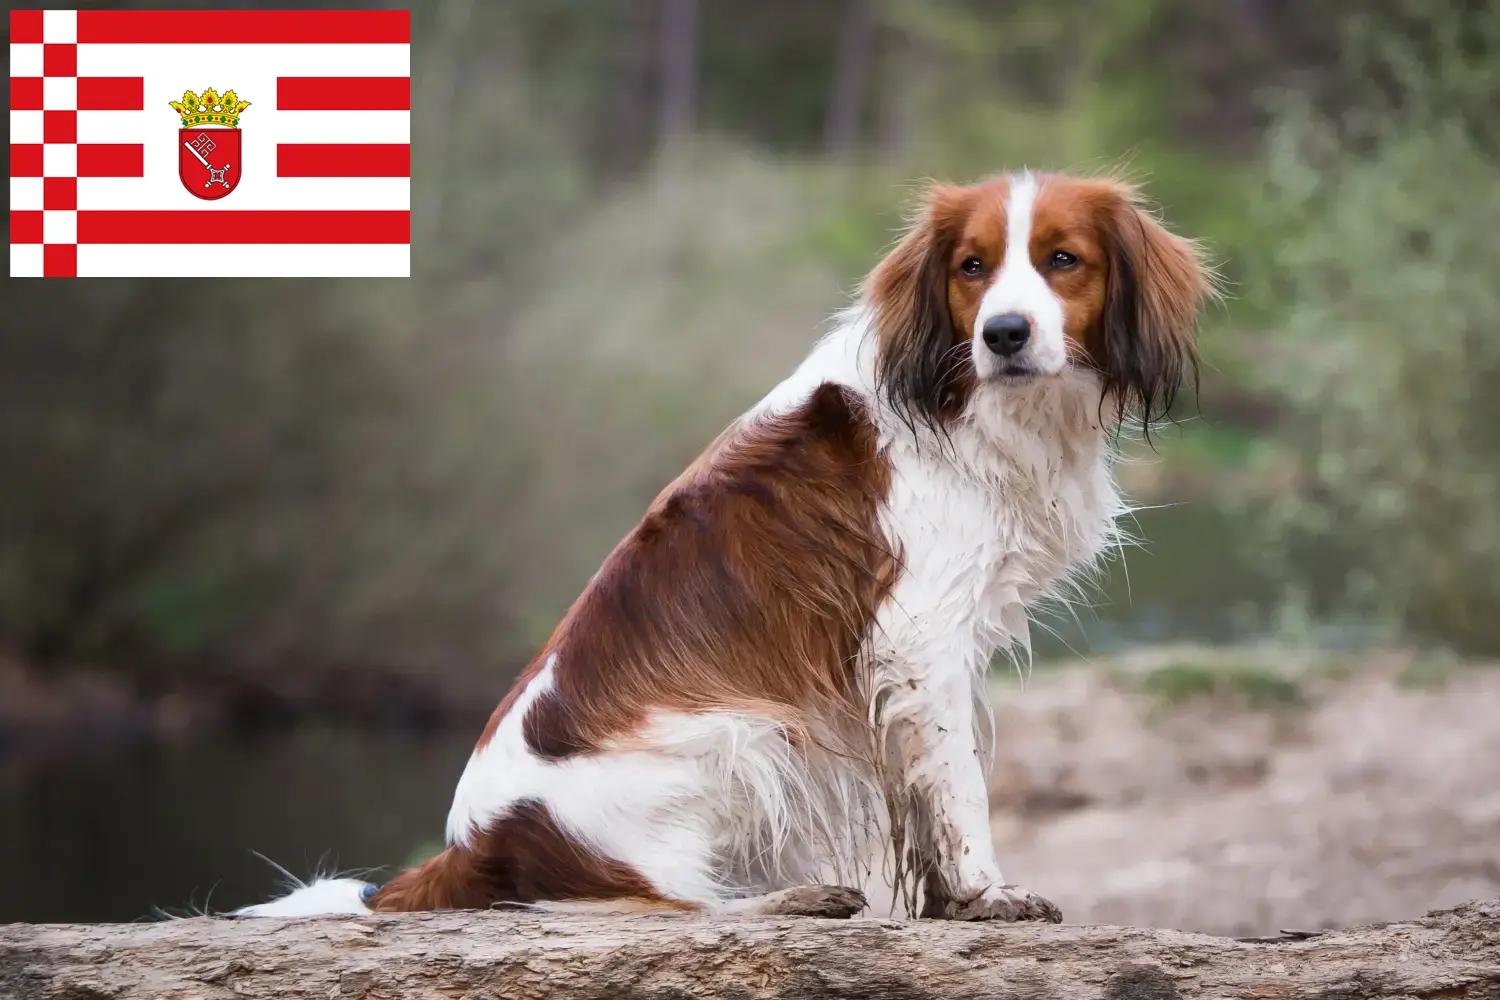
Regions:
[[3, 898, 1499, 1000]]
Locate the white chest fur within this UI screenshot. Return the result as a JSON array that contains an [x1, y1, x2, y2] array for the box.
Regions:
[[871, 377, 1123, 675]]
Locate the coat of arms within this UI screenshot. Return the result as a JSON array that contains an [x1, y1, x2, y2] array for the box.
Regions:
[[169, 87, 249, 201]]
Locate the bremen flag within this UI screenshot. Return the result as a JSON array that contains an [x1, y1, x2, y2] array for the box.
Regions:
[[9, 8, 410, 277]]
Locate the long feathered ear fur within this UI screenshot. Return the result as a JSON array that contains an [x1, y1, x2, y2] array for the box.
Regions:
[[1092, 185, 1216, 434], [866, 185, 973, 436]]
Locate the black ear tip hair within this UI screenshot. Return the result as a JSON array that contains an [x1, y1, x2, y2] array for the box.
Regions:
[[872, 216, 965, 440]]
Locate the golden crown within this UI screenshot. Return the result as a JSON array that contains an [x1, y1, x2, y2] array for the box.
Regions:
[[169, 87, 250, 129]]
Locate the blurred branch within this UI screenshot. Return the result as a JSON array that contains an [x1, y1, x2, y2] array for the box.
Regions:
[[6, 898, 1500, 998]]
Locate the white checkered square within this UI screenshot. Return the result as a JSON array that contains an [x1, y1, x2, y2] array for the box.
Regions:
[[43, 75, 78, 110], [10, 109, 44, 144], [10, 177, 45, 211], [11, 244, 45, 278], [42, 9, 78, 44], [43, 210, 78, 245], [9, 43, 43, 77], [42, 143, 77, 178]]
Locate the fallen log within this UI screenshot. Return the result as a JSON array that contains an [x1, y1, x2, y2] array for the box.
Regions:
[[3, 897, 1498, 999]]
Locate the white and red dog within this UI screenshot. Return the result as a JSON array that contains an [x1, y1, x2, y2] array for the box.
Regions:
[[242, 171, 1212, 922]]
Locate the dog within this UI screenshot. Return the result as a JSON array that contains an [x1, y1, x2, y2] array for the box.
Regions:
[[239, 170, 1212, 922]]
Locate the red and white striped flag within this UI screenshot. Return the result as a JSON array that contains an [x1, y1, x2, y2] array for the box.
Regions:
[[9, 8, 410, 277]]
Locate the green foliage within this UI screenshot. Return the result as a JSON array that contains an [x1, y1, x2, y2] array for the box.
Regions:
[[1245, 3, 1500, 654], [1161, 422, 1273, 472], [1394, 650, 1474, 691], [1139, 661, 1308, 711]]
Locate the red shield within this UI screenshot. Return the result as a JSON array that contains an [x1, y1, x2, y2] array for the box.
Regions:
[[178, 127, 242, 200]]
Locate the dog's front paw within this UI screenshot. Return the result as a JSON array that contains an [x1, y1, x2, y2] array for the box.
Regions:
[[937, 884, 1062, 923]]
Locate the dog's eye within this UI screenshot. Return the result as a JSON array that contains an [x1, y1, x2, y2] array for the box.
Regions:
[[1048, 250, 1079, 270], [959, 257, 985, 277]]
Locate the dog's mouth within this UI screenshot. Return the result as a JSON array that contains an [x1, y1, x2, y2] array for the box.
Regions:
[[972, 345, 1065, 382], [994, 361, 1041, 379]]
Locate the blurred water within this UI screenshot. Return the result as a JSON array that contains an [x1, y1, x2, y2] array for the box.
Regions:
[[0, 504, 1278, 924], [0, 730, 473, 923]]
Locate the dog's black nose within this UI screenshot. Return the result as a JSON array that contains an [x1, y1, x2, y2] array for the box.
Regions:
[[981, 313, 1031, 356]]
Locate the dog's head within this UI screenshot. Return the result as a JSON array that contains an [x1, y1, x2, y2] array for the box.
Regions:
[[868, 172, 1215, 433]]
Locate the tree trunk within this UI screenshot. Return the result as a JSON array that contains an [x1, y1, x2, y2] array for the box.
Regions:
[[874, 24, 935, 164], [823, 0, 875, 160], [412, 0, 475, 264], [656, 0, 698, 145], [4, 897, 1499, 999], [600, 1, 658, 178]]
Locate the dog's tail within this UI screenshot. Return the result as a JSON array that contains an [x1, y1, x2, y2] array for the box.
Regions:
[[235, 877, 377, 916], [235, 844, 702, 917], [233, 853, 380, 917], [235, 846, 485, 916]]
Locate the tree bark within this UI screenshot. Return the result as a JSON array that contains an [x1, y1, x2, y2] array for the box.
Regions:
[[4, 898, 1499, 999]]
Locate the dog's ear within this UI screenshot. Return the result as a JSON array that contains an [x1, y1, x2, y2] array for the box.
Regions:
[[1093, 186, 1215, 431], [867, 184, 972, 434]]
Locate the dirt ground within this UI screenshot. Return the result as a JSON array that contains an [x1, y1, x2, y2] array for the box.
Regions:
[[983, 646, 1500, 937]]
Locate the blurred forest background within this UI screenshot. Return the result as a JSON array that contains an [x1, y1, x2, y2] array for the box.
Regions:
[[2, 0, 1499, 926]]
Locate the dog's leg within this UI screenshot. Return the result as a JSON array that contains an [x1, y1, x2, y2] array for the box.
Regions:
[[714, 885, 867, 918], [884, 663, 1061, 923]]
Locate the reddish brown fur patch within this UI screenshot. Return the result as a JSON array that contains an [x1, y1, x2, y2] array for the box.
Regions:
[[369, 800, 692, 912], [523, 382, 895, 760]]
